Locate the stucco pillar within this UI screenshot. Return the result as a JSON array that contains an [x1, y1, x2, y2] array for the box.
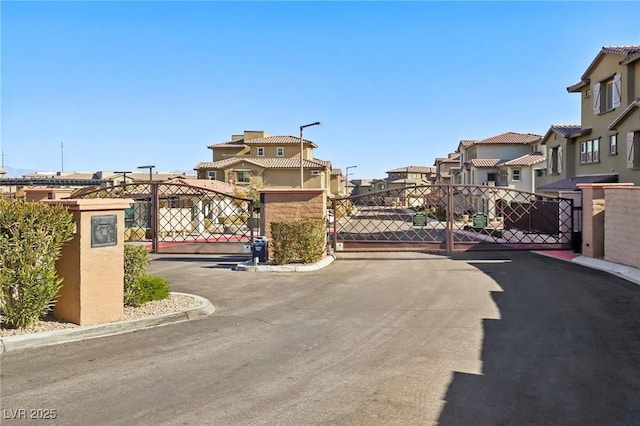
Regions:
[[259, 189, 327, 257], [576, 183, 633, 259], [43, 198, 133, 325]]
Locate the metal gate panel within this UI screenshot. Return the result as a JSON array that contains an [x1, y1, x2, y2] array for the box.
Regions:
[[73, 182, 256, 255], [333, 184, 574, 252]]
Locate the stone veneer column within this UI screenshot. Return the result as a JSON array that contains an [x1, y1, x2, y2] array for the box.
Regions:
[[44, 198, 133, 325], [576, 183, 633, 259], [259, 189, 327, 257]]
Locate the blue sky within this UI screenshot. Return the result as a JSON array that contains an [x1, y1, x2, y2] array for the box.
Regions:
[[2, 1, 639, 179]]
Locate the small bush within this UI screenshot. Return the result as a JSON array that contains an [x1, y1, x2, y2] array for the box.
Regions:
[[137, 274, 171, 302], [124, 245, 150, 307], [0, 199, 75, 329], [271, 219, 326, 265]]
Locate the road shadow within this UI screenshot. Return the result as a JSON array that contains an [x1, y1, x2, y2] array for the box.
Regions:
[[438, 251, 640, 424]]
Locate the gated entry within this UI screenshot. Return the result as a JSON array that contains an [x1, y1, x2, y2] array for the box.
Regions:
[[74, 181, 257, 254], [331, 184, 575, 252]]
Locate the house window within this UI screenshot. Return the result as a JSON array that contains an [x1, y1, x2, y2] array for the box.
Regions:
[[593, 73, 621, 114], [610, 134, 618, 155], [257, 147, 265, 156], [276, 147, 284, 156], [580, 139, 600, 164], [207, 171, 216, 180], [311, 171, 321, 176], [236, 171, 251, 184], [604, 79, 614, 111], [487, 172, 497, 183], [512, 169, 521, 182]]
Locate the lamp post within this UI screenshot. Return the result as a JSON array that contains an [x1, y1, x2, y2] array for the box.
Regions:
[[137, 165, 155, 228], [345, 165, 357, 195], [299, 122, 321, 188]]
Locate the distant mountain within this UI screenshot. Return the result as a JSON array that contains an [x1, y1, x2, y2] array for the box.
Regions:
[[2, 166, 37, 178]]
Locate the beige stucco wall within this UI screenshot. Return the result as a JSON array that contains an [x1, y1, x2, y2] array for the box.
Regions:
[[259, 189, 327, 256], [604, 186, 640, 269]]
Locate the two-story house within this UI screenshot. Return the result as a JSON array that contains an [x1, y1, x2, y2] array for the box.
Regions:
[[433, 153, 462, 185], [538, 45, 640, 193], [458, 132, 545, 192], [195, 130, 334, 192]]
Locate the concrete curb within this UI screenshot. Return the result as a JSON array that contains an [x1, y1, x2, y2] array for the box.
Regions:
[[0, 292, 215, 353], [532, 251, 640, 288], [572, 256, 640, 287], [234, 254, 336, 272]]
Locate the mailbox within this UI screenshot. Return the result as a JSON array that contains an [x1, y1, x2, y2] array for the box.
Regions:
[[91, 214, 117, 248]]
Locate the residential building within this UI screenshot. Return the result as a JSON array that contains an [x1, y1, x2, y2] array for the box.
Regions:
[[458, 132, 545, 192], [538, 45, 640, 192], [433, 153, 462, 185], [195, 130, 333, 192], [385, 166, 435, 187]]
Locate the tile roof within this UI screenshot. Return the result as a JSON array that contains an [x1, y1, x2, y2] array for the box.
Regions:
[[609, 98, 640, 130], [331, 168, 343, 176], [569, 46, 640, 92], [473, 132, 542, 145], [459, 140, 476, 148], [386, 165, 435, 174], [549, 124, 583, 138], [471, 159, 501, 168], [195, 157, 327, 170], [208, 136, 318, 149], [207, 140, 247, 149], [501, 152, 546, 167]]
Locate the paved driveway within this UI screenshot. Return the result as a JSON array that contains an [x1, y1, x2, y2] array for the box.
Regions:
[[1, 251, 640, 425]]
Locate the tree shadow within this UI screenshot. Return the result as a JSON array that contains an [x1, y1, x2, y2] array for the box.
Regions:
[[438, 251, 640, 424]]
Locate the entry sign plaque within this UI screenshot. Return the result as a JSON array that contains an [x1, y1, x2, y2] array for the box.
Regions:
[[91, 214, 117, 248], [472, 213, 488, 229], [412, 212, 428, 227]]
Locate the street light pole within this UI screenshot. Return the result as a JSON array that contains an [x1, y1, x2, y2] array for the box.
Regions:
[[345, 165, 357, 195], [299, 122, 321, 188], [114, 171, 131, 186]]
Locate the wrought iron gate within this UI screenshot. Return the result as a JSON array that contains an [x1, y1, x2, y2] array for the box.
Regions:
[[331, 184, 575, 252], [75, 181, 257, 255]]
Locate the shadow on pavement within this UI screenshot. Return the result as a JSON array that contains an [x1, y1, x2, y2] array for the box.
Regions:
[[438, 251, 640, 424]]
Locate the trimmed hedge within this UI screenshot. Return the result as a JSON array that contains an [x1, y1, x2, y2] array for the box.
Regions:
[[123, 245, 150, 307], [270, 219, 326, 265], [0, 199, 75, 329], [123, 246, 171, 307]]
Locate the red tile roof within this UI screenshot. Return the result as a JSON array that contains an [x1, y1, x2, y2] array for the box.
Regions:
[[196, 157, 327, 170], [501, 152, 546, 167], [473, 132, 542, 145], [471, 159, 501, 168]]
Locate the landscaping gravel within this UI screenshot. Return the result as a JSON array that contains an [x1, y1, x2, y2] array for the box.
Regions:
[[0, 293, 203, 338]]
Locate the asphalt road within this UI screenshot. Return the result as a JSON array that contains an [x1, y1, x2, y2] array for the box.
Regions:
[[2, 251, 640, 425]]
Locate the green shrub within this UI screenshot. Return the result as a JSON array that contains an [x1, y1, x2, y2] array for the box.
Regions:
[[124, 244, 150, 307], [137, 274, 171, 302], [270, 219, 326, 265], [0, 199, 75, 329]]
